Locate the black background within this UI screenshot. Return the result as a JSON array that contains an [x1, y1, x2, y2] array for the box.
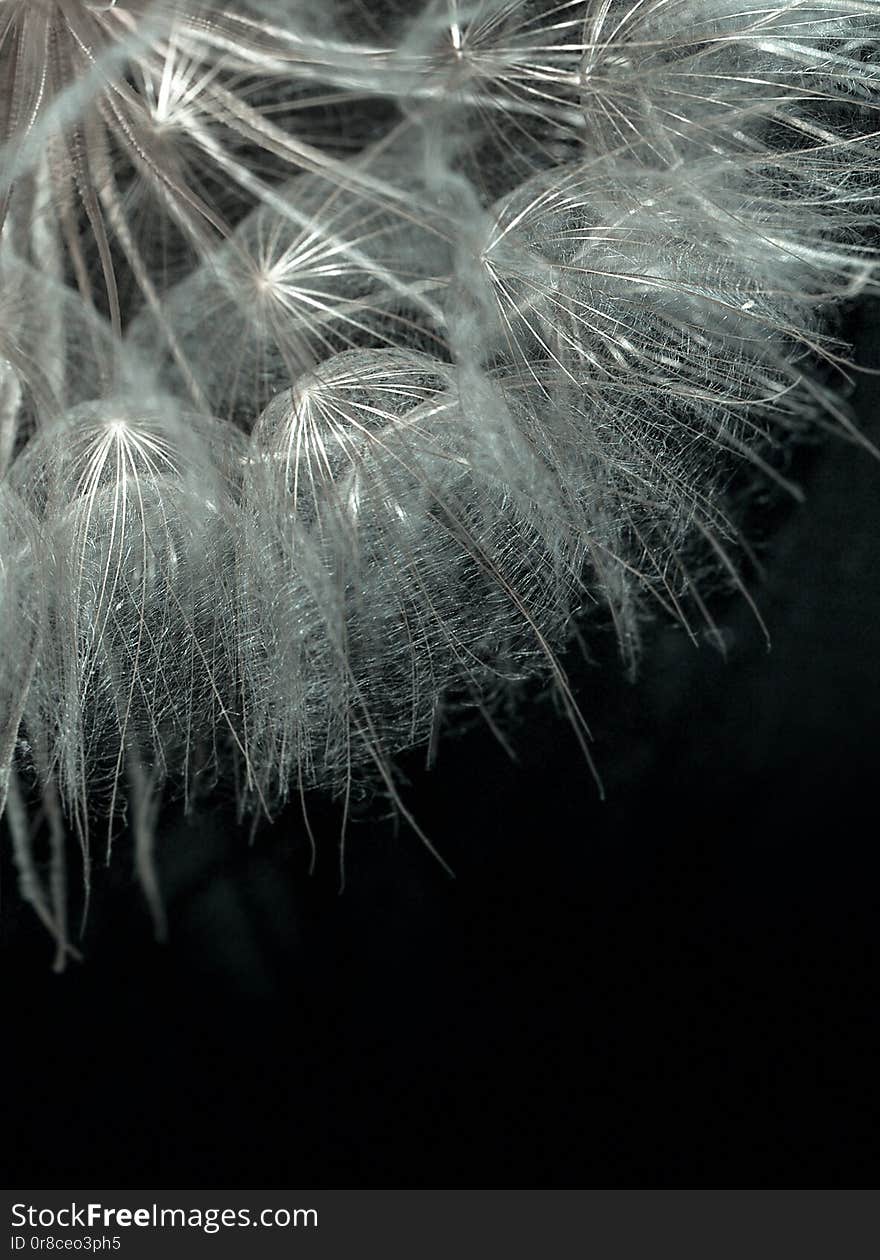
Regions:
[[2, 303, 879, 1190]]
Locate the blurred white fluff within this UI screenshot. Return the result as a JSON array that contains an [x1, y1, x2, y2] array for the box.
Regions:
[[1, 0, 878, 959]]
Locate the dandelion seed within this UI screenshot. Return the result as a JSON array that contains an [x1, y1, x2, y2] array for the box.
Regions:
[[130, 156, 452, 423], [578, 0, 880, 164], [9, 398, 246, 926]]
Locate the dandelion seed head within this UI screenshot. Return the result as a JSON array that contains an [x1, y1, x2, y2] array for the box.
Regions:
[[2, 0, 879, 957]]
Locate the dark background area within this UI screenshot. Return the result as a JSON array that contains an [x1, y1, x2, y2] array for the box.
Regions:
[[2, 304, 879, 1189]]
